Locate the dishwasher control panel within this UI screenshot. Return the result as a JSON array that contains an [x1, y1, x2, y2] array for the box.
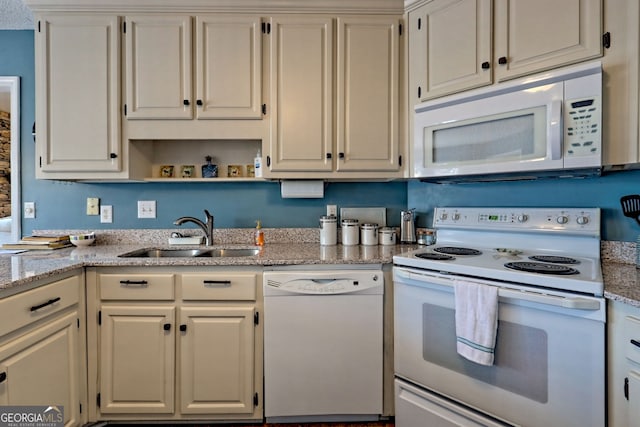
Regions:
[[263, 270, 384, 295]]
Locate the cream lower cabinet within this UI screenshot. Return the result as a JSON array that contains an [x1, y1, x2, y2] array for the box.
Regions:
[[408, 0, 602, 104], [0, 271, 86, 427], [266, 14, 402, 178], [86, 267, 262, 422], [34, 14, 123, 179], [608, 300, 640, 427]]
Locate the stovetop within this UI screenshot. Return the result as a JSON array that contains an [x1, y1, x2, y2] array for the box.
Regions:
[[392, 207, 603, 296]]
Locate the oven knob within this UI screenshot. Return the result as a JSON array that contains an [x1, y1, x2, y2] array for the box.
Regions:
[[452, 213, 460, 221], [439, 212, 448, 221], [517, 214, 528, 223], [577, 216, 589, 225], [556, 215, 569, 224]]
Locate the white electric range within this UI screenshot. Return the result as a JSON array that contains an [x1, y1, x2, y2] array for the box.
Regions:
[[393, 207, 605, 427]]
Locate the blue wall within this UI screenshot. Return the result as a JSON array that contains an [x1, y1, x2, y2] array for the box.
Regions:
[[2, 30, 639, 242]]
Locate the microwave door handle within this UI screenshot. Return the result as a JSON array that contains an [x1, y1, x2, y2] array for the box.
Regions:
[[548, 100, 563, 160]]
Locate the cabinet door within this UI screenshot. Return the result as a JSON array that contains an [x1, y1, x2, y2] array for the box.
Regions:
[[0, 312, 81, 427], [494, 0, 602, 81], [268, 16, 333, 172], [195, 15, 262, 119], [336, 16, 400, 172], [36, 15, 121, 173], [179, 306, 256, 415], [410, 0, 492, 101], [629, 370, 640, 427], [125, 15, 192, 119], [99, 305, 175, 414]]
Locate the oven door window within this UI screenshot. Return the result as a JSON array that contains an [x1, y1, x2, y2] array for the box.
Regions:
[[422, 304, 548, 403]]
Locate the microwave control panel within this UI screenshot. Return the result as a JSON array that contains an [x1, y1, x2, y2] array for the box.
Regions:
[[564, 95, 601, 157]]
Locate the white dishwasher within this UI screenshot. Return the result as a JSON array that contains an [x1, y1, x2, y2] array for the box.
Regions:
[[263, 267, 384, 423]]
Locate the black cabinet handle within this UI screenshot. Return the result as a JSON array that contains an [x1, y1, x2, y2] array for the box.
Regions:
[[266, 156, 271, 167], [119, 280, 148, 287], [625, 377, 629, 400], [0, 372, 6, 383], [30, 297, 61, 312], [183, 99, 190, 106], [326, 153, 332, 159], [417, 86, 421, 98], [481, 61, 490, 69], [631, 339, 640, 348], [180, 324, 187, 332], [163, 323, 171, 331], [203, 280, 232, 287], [498, 56, 507, 65], [339, 153, 345, 159], [110, 153, 118, 159], [196, 99, 203, 106]]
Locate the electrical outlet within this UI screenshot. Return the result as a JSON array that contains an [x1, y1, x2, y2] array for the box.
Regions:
[[24, 202, 35, 219], [137, 200, 156, 219], [87, 197, 100, 215], [100, 205, 113, 223], [327, 205, 337, 217]]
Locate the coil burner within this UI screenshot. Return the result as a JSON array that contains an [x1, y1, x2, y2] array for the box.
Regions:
[[433, 247, 482, 256], [415, 252, 455, 261], [528, 255, 580, 264], [504, 261, 579, 275]]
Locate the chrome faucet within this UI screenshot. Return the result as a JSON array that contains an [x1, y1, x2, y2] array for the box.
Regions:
[[173, 209, 214, 246]]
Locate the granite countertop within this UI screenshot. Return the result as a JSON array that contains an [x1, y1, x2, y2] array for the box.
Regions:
[[0, 232, 420, 297], [2, 230, 639, 308]]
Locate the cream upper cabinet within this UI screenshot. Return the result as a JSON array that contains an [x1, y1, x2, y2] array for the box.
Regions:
[[601, 0, 639, 167], [266, 14, 402, 177], [35, 14, 122, 177], [408, 0, 492, 103], [195, 15, 263, 119], [125, 14, 262, 121], [0, 273, 85, 427], [408, 0, 602, 102], [336, 16, 400, 172], [493, 0, 603, 81], [125, 15, 192, 120], [267, 16, 334, 173]]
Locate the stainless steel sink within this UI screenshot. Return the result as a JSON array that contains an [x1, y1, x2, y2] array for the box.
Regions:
[[203, 248, 260, 257], [118, 248, 260, 258]]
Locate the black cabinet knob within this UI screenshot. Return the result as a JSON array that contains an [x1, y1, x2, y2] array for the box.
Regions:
[[163, 323, 171, 331], [180, 324, 187, 332], [196, 99, 203, 106], [498, 56, 508, 65], [481, 61, 490, 69], [0, 372, 6, 383], [183, 99, 190, 106]]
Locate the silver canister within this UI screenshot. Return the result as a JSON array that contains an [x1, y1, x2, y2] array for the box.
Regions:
[[341, 219, 360, 245], [378, 227, 396, 245], [360, 223, 379, 246], [319, 215, 337, 246]]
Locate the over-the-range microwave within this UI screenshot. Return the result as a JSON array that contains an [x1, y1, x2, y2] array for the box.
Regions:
[[413, 61, 602, 182]]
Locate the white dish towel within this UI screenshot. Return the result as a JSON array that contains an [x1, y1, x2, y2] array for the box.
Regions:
[[454, 280, 499, 366]]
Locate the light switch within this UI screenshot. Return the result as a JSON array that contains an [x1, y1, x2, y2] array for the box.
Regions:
[[87, 197, 100, 215], [137, 200, 156, 219], [100, 205, 113, 223], [24, 202, 35, 219]]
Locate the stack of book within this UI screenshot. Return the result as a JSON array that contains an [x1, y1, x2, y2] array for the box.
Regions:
[[2, 235, 72, 250]]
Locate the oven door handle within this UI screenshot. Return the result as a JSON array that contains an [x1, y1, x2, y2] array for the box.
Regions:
[[395, 268, 601, 311]]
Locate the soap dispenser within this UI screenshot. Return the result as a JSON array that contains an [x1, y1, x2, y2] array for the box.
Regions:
[[254, 220, 265, 246]]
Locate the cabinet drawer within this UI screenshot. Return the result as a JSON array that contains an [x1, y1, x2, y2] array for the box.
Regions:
[[625, 315, 640, 364], [99, 273, 175, 300], [180, 273, 257, 300], [0, 275, 81, 337]]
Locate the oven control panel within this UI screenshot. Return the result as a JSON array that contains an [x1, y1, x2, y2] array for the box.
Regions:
[[433, 207, 600, 235]]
